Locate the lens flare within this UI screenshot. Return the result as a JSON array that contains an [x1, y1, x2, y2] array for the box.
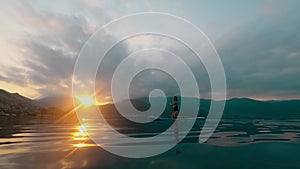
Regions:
[[77, 96, 95, 106]]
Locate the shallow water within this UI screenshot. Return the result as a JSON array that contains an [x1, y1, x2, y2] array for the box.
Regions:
[[0, 118, 299, 169]]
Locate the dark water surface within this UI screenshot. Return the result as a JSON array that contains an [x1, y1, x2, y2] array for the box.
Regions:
[[0, 117, 299, 169]]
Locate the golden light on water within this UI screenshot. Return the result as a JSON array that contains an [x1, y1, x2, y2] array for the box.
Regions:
[[73, 137, 88, 141], [72, 125, 89, 148], [73, 143, 86, 148], [62, 124, 94, 161], [74, 125, 87, 137]]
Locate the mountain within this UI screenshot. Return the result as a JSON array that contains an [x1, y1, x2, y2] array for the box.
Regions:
[[0, 89, 42, 115], [37, 96, 74, 111], [0, 89, 72, 125], [0, 89, 40, 107], [223, 98, 300, 119], [100, 97, 300, 120], [1, 88, 299, 120]]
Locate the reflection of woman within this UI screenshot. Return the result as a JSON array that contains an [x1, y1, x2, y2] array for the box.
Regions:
[[173, 120, 179, 144], [169, 96, 179, 119]]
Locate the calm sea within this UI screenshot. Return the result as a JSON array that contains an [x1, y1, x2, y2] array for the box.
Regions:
[[0, 116, 299, 169]]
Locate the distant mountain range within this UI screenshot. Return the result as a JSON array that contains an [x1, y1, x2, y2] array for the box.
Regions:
[[0, 89, 299, 119], [101, 97, 300, 119], [0, 89, 40, 107], [0, 89, 42, 116], [0, 89, 64, 117], [223, 98, 300, 119], [37, 96, 73, 111]]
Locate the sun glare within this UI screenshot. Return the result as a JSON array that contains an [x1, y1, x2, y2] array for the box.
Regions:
[[77, 96, 95, 106]]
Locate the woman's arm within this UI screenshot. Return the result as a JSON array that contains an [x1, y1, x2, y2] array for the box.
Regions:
[[169, 101, 178, 106]]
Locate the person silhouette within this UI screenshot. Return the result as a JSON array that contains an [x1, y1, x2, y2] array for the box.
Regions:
[[170, 96, 180, 146], [169, 96, 179, 119]]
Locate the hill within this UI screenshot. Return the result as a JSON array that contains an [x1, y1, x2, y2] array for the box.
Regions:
[[37, 96, 73, 111], [1, 88, 299, 120], [0, 89, 77, 126], [0, 89, 42, 116], [100, 97, 300, 120], [223, 98, 300, 119]]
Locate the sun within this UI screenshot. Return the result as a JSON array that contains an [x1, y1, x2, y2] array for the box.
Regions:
[[77, 96, 95, 106]]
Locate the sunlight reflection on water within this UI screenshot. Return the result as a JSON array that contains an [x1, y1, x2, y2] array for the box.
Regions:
[[0, 119, 299, 169]]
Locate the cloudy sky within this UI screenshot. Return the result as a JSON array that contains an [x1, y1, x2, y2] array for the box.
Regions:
[[0, 0, 300, 101]]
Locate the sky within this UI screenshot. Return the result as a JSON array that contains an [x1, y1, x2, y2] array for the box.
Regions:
[[0, 0, 300, 101]]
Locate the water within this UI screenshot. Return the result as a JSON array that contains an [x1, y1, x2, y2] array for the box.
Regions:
[[0, 117, 300, 169]]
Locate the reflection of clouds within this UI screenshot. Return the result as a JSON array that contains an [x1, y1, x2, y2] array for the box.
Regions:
[[61, 158, 89, 169], [207, 131, 249, 146], [207, 120, 300, 146]]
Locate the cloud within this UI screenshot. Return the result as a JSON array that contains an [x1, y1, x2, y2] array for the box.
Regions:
[[0, 1, 300, 100], [216, 7, 300, 99], [0, 1, 118, 97]]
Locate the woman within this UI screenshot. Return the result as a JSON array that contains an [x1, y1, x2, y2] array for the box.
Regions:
[[169, 96, 179, 119]]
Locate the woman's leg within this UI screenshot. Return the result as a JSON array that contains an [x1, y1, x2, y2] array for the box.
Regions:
[[174, 111, 179, 118], [172, 111, 178, 119]]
